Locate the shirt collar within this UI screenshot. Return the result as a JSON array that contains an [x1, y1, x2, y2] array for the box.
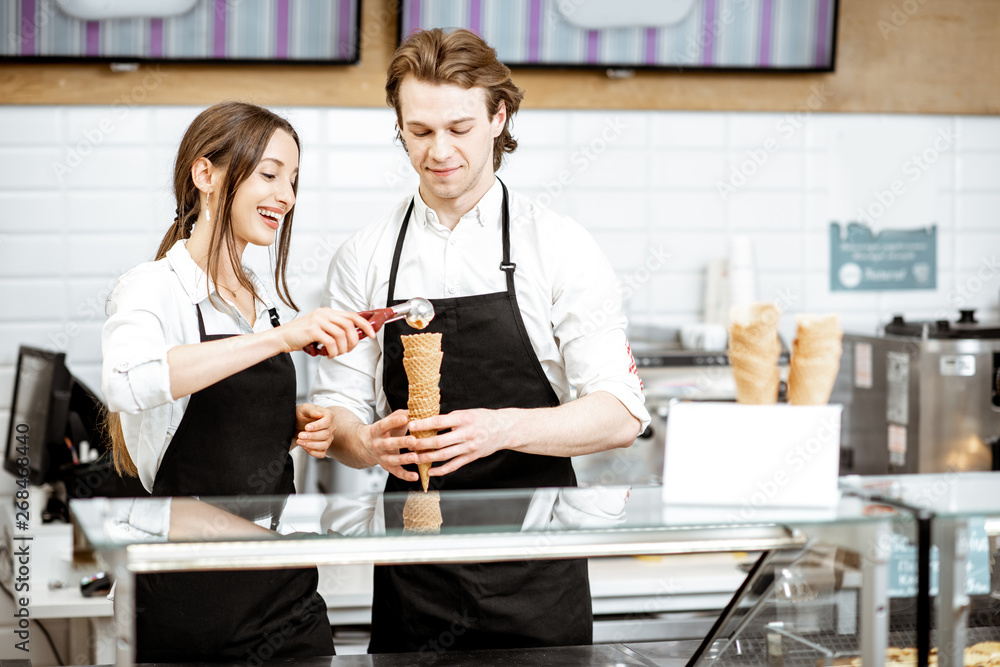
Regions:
[[411, 177, 503, 230], [164, 239, 273, 313]]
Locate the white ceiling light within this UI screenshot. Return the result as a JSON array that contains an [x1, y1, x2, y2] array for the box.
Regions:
[[556, 0, 698, 30], [55, 0, 199, 20]]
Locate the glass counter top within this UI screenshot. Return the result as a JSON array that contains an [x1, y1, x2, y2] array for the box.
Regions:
[[67, 482, 933, 575], [841, 471, 1000, 518]]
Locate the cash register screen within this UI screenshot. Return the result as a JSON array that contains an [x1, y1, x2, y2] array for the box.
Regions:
[[5, 346, 70, 486]]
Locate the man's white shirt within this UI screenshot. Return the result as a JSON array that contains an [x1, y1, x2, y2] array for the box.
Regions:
[[309, 179, 650, 430]]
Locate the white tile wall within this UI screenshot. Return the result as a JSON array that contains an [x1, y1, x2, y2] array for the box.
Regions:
[[1, 105, 1000, 477]]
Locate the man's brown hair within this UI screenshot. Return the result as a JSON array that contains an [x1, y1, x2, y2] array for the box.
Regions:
[[386, 28, 524, 172]]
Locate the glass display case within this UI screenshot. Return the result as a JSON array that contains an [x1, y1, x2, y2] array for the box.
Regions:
[[69, 478, 1000, 666]]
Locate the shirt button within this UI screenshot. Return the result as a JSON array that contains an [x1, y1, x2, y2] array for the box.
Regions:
[[449, 239, 456, 246], [448, 286, 456, 294]]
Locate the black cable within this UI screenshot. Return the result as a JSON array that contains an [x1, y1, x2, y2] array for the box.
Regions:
[[0, 575, 67, 665]]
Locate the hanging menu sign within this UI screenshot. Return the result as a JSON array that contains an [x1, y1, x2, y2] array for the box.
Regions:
[[830, 223, 937, 291]]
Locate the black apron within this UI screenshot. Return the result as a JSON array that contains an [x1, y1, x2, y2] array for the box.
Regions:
[[134, 305, 335, 663], [369, 181, 593, 653]]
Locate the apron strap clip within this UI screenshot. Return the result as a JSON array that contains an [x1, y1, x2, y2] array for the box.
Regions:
[[268, 308, 281, 328], [499, 261, 516, 273]]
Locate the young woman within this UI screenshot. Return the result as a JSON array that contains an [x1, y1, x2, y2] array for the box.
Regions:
[[101, 101, 374, 661]]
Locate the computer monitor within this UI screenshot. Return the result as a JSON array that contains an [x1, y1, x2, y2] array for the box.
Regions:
[[5, 346, 74, 486]]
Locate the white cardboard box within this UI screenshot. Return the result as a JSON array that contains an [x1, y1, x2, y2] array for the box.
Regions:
[[662, 402, 843, 509]]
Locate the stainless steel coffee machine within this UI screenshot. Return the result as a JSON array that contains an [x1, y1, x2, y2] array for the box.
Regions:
[[834, 310, 1000, 475]]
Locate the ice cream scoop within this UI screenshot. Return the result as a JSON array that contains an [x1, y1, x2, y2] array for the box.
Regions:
[[304, 297, 435, 356]]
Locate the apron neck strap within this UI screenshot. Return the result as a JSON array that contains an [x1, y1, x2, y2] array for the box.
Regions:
[[387, 179, 514, 305]]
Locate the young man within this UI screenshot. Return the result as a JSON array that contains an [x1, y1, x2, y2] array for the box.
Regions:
[[311, 28, 650, 653]]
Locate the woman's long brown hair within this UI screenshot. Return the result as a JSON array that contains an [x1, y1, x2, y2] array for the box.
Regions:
[[107, 102, 301, 478]]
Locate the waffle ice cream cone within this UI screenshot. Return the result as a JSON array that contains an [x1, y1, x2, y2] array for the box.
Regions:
[[728, 303, 782, 405], [787, 314, 843, 406], [401, 333, 443, 491], [402, 490, 442, 534]]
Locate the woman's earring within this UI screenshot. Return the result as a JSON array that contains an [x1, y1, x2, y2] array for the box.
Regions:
[[205, 190, 211, 222]]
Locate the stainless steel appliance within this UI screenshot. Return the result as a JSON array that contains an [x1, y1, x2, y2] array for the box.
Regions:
[[833, 310, 1000, 475]]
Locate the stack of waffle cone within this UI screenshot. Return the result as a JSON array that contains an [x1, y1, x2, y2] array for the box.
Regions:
[[788, 314, 843, 406], [402, 490, 442, 534], [728, 303, 782, 405], [401, 333, 443, 492]]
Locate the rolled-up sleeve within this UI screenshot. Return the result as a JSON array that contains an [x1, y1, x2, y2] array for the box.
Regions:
[[309, 238, 380, 424], [101, 271, 174, 415], [551, 225, 650, 431]]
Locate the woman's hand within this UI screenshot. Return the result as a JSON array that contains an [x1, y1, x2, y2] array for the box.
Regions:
[[294, 403, 337, 458], [365, 409, 420, 482], [273, 308, 376, 358]]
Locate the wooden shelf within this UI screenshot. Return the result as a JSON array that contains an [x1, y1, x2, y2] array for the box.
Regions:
[[1, 0, 998, 114]]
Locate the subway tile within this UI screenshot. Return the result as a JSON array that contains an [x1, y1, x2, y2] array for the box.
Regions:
[[501, 147, 576, 191], [0, 324, 69, 364], [805, 152, 830, 192], [301, 191, 393, 233], [955, 234, 1000, 271], [804, 114, 838, 150], [725, 148, 803, 191], [61, 147, 153, 190], [568, 110, 648, 149], [935, 229, 954, 270], [948, 271, 1000, 318], [728, 113, 804, 149], [0, 236, 68, 277], [569, 148, 649, 190], [0, 368, 13, 414], [66, 234, 152, 277], [649, 192, 725, 230], [519, 187, 572, 217], [804, 230, 831, 270], [0, 148, 65, 189], [0, 106, 63, 145], [326, 147, 414, 190], [286, 231, 351, 288], [326, 108, 399, 147], [646, 231, 727, 272], [649, 150, 727, 190], [295, 149, 325, 194], [0, 194, 64, 233], [650, 112, 726, 148], [65, 193, 154, 232], [276, 107, 325, 146], [511, 110, 570, 148], [65, 322, 103, 365], [956, 153, 1000, 191], [956, 193, 1000, 230], [932, 193, 955, 230], [757, 273, 806, 319], [566, 191, 648, 231], [0, 280, 67, 321], [69, 277, 121, 323], [805, 193, 837, 230], [751, 232, 806, 272], [589, 231, 650, 273], [803, 274, 880, 312], [149, 107, 202, 147], [727, 192, 803, 230], [956, 115, 1000, 152], [648, 272, 704, 314], [66, 107, 150, 146], [874, 280, 957, 315]]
